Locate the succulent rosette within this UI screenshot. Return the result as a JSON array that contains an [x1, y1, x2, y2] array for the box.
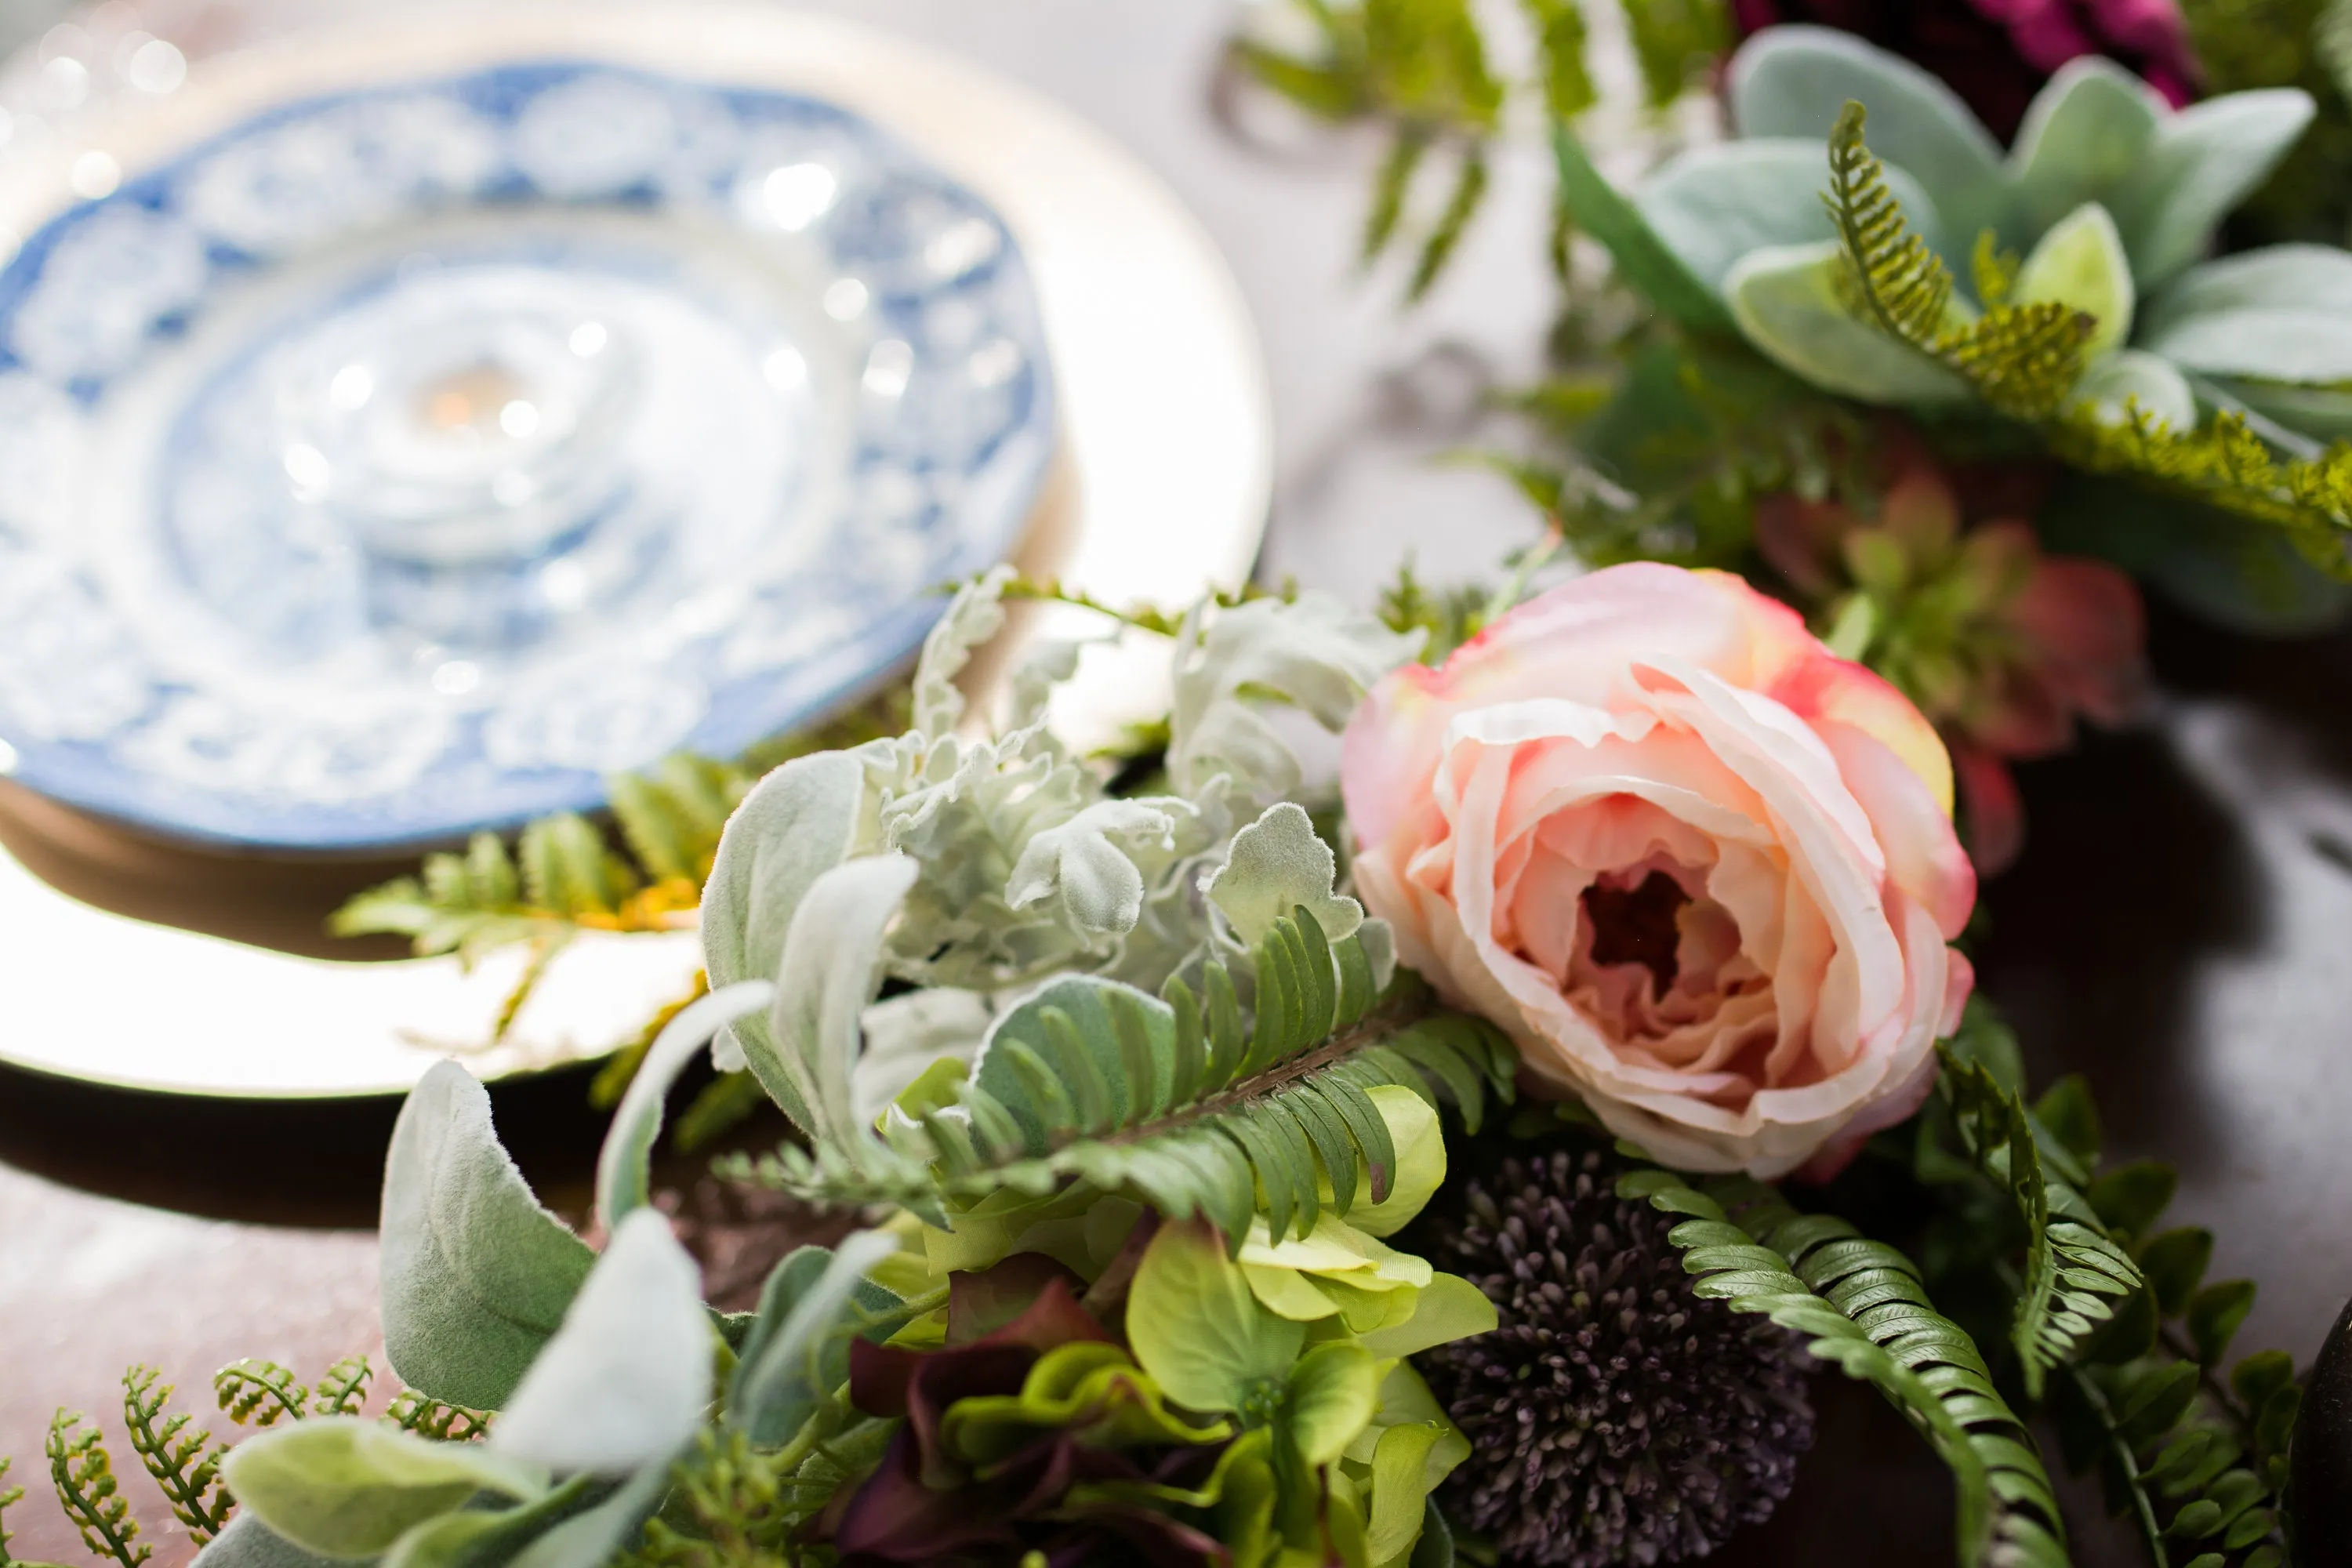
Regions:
[[1729, 0, 2200, 140], [1615, 27, 2315, 430], [1341, 562, 1976, 1177]]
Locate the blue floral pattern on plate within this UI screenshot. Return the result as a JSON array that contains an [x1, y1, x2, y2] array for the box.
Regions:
[[0, 61, 1054, 848]]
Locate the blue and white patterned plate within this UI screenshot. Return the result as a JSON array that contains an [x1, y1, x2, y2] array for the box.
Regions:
[[0, 60, 1054, 848]]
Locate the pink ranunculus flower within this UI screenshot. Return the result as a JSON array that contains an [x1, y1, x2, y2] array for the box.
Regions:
[[1341, 563, 1977, 1178]]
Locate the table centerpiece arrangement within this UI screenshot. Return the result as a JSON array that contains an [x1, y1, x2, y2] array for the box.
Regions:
[[9, 3, 2352, 1566]]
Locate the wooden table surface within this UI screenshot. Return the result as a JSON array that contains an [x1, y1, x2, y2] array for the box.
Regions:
[[2, 5, 2347, 1563]]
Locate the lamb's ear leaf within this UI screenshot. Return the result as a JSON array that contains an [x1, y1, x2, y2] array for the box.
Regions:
[[594, 981, 775, 1235], [699, 750, 871, 1124], [2008, 58, 2161, 239], [1550, 122, 1731, 329], [503, 1463, 675, 1568], [489, 1210, 711, 1476], [1727, 25, 2009, 245], [380, 1062, 596, 1411], [1632, 138, 1951, 289], [2139, 246, 2352, 389], [2013, 202, 2134, 357], [2071, 350, 2196, 429], [728, 1230, 906, 1446], [1724, 240, 1976, 405], [758, 855, 920, 1152], [219, 1418, 546, 1560], [191, 1513, 350, 1568], [2108, 89, 2316, 288], [379, 1475, 602, 1568]]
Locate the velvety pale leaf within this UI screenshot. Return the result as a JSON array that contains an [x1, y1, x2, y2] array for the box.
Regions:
[[2142, 244, 2352, 338], [2007, 59, 2162, 239], [854, 987, 992, 1125], [1004, 799, 1178, 934], [489, 1210, 710, 1475], [2013, 202, 2133, 356], [728, 1229, 902, 1445], [1128, 1221, 1304, 1416], [1635, 138, 1949, 290], [1284, 1342, 1380, 1468], [503, 1465, 673, 1568], [2147, 314, 2352, 386], [1723, 240, 1976, 405], [699, 750, 870, 1113], [2108, 89, 2317, 288], [1207, 802, 1363, 949], [1167, 594, 1420, 811], [2216, 377, 2352, 440], [192, 1514, 357, 1568], [762, 854, 920, 1149], [378, 1475, 599, 1568], [594, 980, 775, 1234], [1728, 25, 2010, 246], [911, 565, 1014, 737], [379, 1062, 595, 1410], [1550, 123, 1731, 329], [2071, 350, 2197, 428], [220, 1418, 545, 1560]]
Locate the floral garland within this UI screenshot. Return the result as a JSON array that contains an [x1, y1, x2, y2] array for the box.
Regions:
[[7, 6, 2343, 1568]]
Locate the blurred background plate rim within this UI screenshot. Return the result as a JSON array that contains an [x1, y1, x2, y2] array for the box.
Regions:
[[0, 35, 1061, 850], [0, 0, 1273, 1099]]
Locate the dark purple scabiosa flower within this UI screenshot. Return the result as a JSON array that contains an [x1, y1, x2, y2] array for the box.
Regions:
[[1730, 0, 2199, 140], [1407, 1145, 1816, 1566]]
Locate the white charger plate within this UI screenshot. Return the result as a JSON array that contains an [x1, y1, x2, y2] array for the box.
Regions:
[[0, 2, 1272, 1098]]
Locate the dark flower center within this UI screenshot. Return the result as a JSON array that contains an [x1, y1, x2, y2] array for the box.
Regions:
[[1581, 869, 1689, 997]]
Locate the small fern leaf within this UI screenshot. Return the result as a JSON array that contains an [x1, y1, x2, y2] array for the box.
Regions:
[[1623, 1170, 2070, 1568], [1939, 1047, 2146, 1400], [381, 1388, 491, 1442], [213, 1361, 307, 1428], [1823, 102, 1952, 346], [45, 1413, 148, 1568], [120, 1367, 230, 1544], [310, 1356, 373, 1417]]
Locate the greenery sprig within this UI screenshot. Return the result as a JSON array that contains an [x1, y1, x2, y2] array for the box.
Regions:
[[1620, 1163, 2070, 1567], [1824, 102, 2352, 574], [735, 905, 1516, 1249]]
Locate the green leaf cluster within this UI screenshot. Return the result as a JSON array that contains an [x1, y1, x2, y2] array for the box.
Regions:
[[1929, 1045, 2144, 1399], [738, 895, 1513, 1248], [2050, 1167, 2298, 1567], [1232, 0, 1727, 298]]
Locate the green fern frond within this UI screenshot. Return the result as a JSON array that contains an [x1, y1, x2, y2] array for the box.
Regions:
[[0, 1455, 71, 1568], [1936, 1049, 2145, 1399], [1823, 103, 1953, 345], [608, 754, 745, 886], [45, 1414, 147, 1568], [1971, 231, 2019, 307], [309, 1356, 372, 1418], [1947, 302, 2097, 420], [213, 1362, 307, 1428], [738, 910, 1516, 1250], [382, 1389, 491, 1443], [1620, 1168, 2068, 1568], [2051, 405, 2352, 571], [119, 1369, 229, 1544], [1826, 101, 2098, 421]]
